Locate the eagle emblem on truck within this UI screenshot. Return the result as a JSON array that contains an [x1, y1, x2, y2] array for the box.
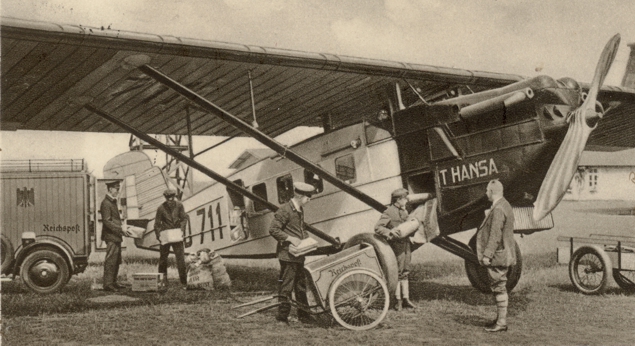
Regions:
[[17, 187, 35, 208]]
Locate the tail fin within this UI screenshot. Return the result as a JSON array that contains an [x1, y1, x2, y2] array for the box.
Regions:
[[621, 42, 635, 88]]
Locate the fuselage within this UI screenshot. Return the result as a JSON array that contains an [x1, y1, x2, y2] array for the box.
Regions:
[[136, 75, 582, 258]]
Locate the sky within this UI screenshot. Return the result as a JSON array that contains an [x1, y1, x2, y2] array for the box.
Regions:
[[1, 0, 634, 180]]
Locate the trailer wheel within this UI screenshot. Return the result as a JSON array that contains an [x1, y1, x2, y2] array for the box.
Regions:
[[20, 250, 70, 294], [465, 235, 522, 294], [343, 233, 398, 294], [1, 234, 15, 274], [613, 269, 635, 292], [569, 245, 611, 295]]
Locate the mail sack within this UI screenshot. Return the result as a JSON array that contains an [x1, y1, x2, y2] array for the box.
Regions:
[[186, 263, 215, 291]]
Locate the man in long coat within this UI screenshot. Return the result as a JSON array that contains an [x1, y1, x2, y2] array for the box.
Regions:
[[100, 180, 129, 291], [477, 179, 516, 332], [269, 182, 315, 325]]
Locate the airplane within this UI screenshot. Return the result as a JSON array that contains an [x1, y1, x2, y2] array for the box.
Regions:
[[2, 16, 635, 294]]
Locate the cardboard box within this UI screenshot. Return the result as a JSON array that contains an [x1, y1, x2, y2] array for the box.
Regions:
[[160, 228, 183, 244], [132, 273, 164, 292]]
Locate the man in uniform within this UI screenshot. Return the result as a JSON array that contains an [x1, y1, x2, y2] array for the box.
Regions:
[[100, 180, 130, 291], [154, 189, 189, 288], [477, 180, 516, 332], [268, 182, 315, 325], [375, 188, 417, 311]]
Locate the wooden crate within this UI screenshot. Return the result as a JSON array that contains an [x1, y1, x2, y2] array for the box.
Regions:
[[132, 273, 164, 292]]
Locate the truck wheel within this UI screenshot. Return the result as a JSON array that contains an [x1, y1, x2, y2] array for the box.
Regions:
[[343, 233, 399, 295], [465, 235, 522, 293], [20, 250, 70, 294], [1, 234, 15, 274], [569, 245, 611, 295]]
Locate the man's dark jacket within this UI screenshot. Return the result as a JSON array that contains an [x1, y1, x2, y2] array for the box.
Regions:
[[154, 200, 189, 239], [100, 195, 123, 243], [269, 200, 307, 263]]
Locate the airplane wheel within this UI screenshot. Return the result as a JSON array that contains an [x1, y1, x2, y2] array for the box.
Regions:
[[613, 269, 635, 292], [465, 235, 522, 294], [569, 245, 611, 295], [328, 269, 389, 331], [343, 233, 398, 295], [20, 250, 70, 294], [1, 234, 15, 274]]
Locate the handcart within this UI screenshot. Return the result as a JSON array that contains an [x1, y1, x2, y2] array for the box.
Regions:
[[233, 243, 390, 330], [557, 234, 635, 294]]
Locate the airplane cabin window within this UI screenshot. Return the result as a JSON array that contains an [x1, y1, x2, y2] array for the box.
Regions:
[[276, 174, 294, 204], [304, 169, 324, 194], [335, 154, 356, 184], [252, 183, 268, 212], [364, 121, 393, 144], [227, 179, 245, 208]]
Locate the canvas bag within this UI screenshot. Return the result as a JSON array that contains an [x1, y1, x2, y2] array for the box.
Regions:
[[394, 198, 440, 245], [186, 262, 215, 290]]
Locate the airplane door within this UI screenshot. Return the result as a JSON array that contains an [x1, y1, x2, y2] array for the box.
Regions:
[[244, 181, 276, 239]]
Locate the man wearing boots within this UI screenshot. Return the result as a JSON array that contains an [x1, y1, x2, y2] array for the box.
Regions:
[[477, 180, 516, 332], [269, 182, 316, 325], [375, 188, 417, 311]]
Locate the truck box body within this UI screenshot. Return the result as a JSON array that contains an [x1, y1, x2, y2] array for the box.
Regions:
[[2, 171, 92, 258]]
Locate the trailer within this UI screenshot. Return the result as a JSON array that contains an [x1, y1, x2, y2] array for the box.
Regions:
[[557, 234, 635, 294], [1, 159, 95, 293]]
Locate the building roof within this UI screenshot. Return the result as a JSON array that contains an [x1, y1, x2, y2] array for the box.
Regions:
[[579, 148, 635, 167]]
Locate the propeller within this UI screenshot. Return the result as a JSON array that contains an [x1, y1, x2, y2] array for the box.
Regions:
[[533, 34, 621, 221]]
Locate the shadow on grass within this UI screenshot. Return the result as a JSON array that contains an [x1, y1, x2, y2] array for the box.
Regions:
[[550, 283, 635, 296], [1, 278, 237, 317], [1, 264, 280, 318], [409, 281, 531, 311], [451, 287, 532, 328]]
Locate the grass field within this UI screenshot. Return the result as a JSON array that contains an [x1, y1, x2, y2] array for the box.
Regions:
[[3, 200, 635, 345], [2, 251, 635, 346]]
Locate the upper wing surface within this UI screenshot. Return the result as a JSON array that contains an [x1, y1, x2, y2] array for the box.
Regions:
[[2, 17, 634, 148]]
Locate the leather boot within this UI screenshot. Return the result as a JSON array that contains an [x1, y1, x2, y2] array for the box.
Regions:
[[401, 280, 417, 309]]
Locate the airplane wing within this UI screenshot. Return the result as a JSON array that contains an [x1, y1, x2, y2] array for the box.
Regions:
[[2, 16, 635, 148]]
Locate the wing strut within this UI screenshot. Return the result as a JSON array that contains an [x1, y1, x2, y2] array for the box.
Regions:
[[137, 64, 388, 213], [83, 103, 341, 248]]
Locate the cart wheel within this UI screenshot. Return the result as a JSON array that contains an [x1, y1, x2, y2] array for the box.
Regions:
[[612, 269, 635, 292], [569, 245, 612, 295], [328, 269, 389, 331], [465, 235, 522, 293]]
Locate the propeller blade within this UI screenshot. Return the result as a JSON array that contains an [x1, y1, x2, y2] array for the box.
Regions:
[[533, 111, 594, 221], [533, 34, 621, 221], [585, 34, 621, 111]]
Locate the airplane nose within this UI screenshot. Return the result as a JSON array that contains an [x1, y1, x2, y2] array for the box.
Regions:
[[533, 34, 620, 221]]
